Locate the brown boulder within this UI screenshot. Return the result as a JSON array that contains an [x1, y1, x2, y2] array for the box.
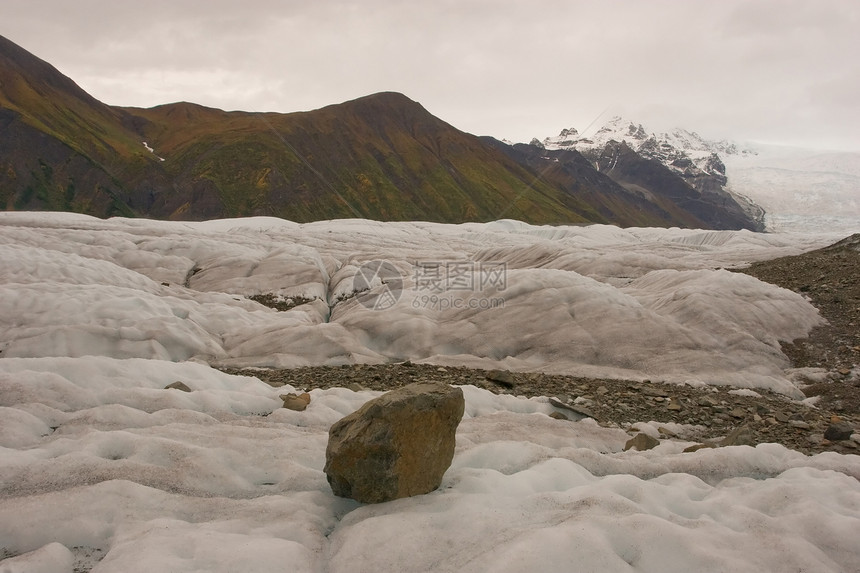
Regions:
[[324, 382, 465, 504]]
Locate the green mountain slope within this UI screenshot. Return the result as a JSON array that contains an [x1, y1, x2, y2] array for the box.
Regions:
[[126, 93, 602, 223]]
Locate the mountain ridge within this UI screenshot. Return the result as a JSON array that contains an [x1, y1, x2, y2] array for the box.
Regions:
[[0, 35, 763, 230]]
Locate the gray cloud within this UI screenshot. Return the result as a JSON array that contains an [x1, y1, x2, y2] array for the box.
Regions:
[[4, 0, 859, 150]]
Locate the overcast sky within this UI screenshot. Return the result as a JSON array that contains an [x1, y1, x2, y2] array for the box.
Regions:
[[5, 0, 859, 150]]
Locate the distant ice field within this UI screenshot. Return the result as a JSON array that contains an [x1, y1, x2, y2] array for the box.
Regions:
[[724, 146, 860, 234]]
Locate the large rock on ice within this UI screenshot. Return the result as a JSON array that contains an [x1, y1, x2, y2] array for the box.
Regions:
[[324, 381, 465, 503]]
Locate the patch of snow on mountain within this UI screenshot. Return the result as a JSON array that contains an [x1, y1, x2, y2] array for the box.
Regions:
[[141, 141, 165, 161]]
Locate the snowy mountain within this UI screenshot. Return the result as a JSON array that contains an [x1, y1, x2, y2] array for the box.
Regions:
[[532, 117, 765, 231], [543, 116, 757, 180], [540, 117, 860, 235]]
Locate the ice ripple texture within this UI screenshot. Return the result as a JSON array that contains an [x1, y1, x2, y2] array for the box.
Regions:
[[1, 213, 858, 572]]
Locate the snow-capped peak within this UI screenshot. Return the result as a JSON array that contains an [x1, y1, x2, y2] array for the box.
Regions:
[[540, 116, 757, 180], [542, 117, 648, 152], [542, 116, 755, 158]]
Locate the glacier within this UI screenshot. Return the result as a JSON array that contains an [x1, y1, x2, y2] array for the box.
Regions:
[[0, 212, 841, 392], [0, 212, 858, 572]]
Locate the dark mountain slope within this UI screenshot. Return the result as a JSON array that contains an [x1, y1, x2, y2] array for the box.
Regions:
[[0, 35, 165, 215], [483, 138, 712, 228], [584, 141, 761, 231]]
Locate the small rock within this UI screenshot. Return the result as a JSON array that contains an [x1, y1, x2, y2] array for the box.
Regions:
[[666, 398, 682, 411], [281, 392, 311, 411], [719, 424, 756, 447], [696, 396, 719, 407], [596, 386, 609, 395], [549, 398, 594, 420], [164, 381, 192, 392], [774, 412, 790, 423], [548, 411, 569, 421], [730, 408, 747, 419], [824, 421, 854, 441], [623, 433, 660, 452], [657, 426, 677, 438], [548, 397, 594, 419], [683, 443, 716, 453], [755, 403, 771, 414], [348, 382, 365, 392], [641, 387, 669, 398], [486, 369, 516, 388], [789, 420, 811, 430]]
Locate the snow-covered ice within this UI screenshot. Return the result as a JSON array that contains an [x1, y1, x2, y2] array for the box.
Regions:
[[724, 146, 860, 234], [1, 358, 859, 572], [0, 212, 841, 392], [1, 212, 858, 572]]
